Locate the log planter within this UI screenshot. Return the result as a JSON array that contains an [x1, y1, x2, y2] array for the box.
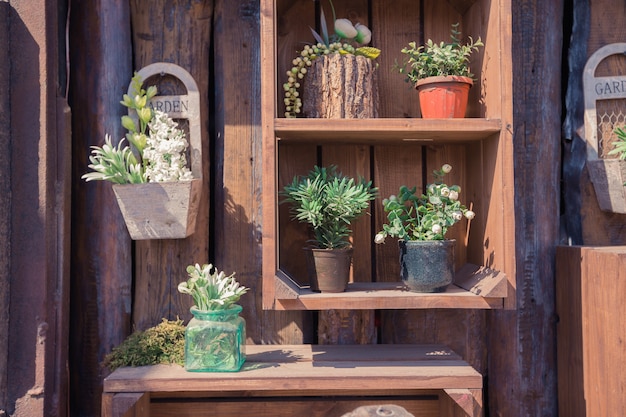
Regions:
[[303, 53, 379, 119]]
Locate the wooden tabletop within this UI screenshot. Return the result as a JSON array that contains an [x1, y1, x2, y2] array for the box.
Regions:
[[103, 344, 482, 394]]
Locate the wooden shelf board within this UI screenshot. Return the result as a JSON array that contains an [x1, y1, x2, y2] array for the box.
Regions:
[[273, 264, 507, 310], [274, 118, 502, 142]]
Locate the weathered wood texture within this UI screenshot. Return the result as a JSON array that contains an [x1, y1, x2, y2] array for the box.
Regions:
[[212, 0, 311, 344], [128, 0, 212, 331], [68, 1, 133, 416], [0, 4, 10, 415], [1, 1, 73, 417], [556, 246, 626, 417], [488, 0, 561, 416]]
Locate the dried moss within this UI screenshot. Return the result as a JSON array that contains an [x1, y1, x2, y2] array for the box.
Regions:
[[102, 318, 186, 371]]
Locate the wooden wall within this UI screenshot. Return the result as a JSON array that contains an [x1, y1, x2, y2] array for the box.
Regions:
[[2, 1, 71, 416], [16, 0, 571, 416]]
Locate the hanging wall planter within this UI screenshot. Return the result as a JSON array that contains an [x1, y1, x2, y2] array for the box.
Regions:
[[583, 43, 626, 213]]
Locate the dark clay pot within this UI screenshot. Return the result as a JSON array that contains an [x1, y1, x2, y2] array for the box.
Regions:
[[304, 247, 353, 293], [399, 240, 455, 293]]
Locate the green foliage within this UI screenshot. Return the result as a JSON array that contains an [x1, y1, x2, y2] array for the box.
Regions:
[[608, 126, 626, 160], [81, 135, 144, 184], [102, 319, 186, 371], [281, 165, 378, 249], [178, 264, 248, 311], [396, 23, 483, 84], [376, 165, 475, 242]]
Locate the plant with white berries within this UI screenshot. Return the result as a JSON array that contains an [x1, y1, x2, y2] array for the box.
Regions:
[[283, 0, 380, 118], [375, 164, 475, 242]]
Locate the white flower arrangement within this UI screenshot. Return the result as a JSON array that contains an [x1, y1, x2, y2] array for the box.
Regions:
[[82, 73, 193, 184], [178, 263, 249, 311]]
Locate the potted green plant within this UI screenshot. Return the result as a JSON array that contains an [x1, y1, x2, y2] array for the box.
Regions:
[[396, 23, 483, 118], [281, 165, 377, 292], [82, 64, 202, 240], [177, 263, 249, 372], [374, 164, 475, 292], [283, 0, 381, 118]]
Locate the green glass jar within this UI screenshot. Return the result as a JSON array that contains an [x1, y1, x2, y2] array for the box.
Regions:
[[184, 304, 246, 372]]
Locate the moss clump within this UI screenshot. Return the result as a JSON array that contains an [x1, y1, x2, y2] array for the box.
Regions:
[[102, 318, 186, 371]]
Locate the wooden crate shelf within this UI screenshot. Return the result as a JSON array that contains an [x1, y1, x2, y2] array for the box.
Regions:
[[273, 263, 507, 310], [102, 344, 484, 417], [260, 0, 515, 311]]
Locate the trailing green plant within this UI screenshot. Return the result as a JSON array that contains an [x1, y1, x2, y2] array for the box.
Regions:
[[82, 73, 193, 184], [281, 165, 377, 249], [395, 23, 483, 84], [608, 126, 626, 160], [375, 164, 475, 242], [178, 263, 249, 311], [283, 0, 380, 118], [102, 318, 186, 370]]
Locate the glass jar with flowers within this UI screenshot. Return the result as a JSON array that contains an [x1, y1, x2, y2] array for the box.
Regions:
[[283, 0, 381, 118], [82, 63, 202, 240], [177, 263, 249, 372], [374, 164, 475, 292]]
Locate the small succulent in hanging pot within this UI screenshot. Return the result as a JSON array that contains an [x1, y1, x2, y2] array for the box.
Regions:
[[375, 164, 475, 292], [283, 0, 381, 118], [281, 165, 377, 292], [395, 23, 483, 118], [177, 263, 249, 372], [81, 65, 203, 240]]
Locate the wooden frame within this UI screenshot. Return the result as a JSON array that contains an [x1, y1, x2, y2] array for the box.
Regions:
[[260, 0, 515, 311]]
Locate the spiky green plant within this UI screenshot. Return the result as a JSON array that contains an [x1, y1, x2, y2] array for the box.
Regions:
[[281, 165, 377, 249]]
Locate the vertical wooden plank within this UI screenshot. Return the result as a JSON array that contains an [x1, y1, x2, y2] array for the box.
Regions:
[[489, 0, 559, 416], [373, 144, 423, 284], [581, 247, 626, 416], [371, 0, 421, 117], [555, 246, 585, 417], [69, 1, 133, 416], [129, 0, 212, 330], [315, 0, 376, 345], [0, 3, 10, 414]]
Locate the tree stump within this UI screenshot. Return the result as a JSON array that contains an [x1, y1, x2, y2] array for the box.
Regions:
[[303, 53, 379, 118]]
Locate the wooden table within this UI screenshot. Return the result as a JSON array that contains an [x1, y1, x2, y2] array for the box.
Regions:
[[102, 344, 483, 417]]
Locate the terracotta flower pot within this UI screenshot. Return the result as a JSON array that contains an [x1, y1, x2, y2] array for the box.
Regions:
[[415, 75, 473, 118], [304, 247, 353, 293]]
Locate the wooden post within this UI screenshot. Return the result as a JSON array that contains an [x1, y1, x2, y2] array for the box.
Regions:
[[129, 0, 212, 330]]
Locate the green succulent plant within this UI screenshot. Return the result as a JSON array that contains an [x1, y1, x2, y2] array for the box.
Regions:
[[281, 165, 377, 249]]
